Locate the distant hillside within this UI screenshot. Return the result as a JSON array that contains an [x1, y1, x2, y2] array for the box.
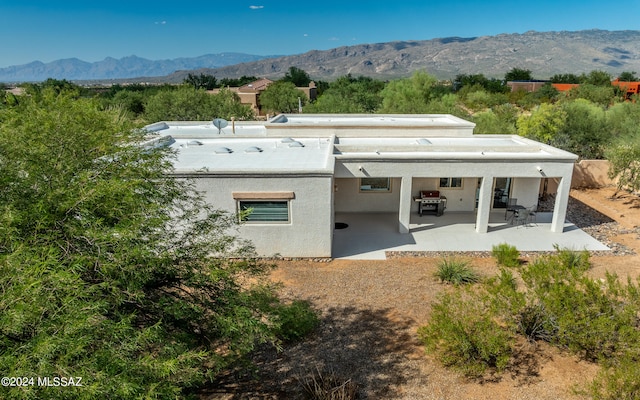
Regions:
[[0, 53, 276, 82], [161, 30, 639, 82], [3, 30, 640, 84]]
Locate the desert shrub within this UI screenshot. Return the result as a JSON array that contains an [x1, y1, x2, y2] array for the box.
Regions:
[[272, 300, 320, 342], [516, 303, 558, 342], [426, 246, 640, 389], [520, 255, 640, 361], [589, 355, 640, 400], [492, 243, 521, 268], [418, 290, 513, 378], [301, 367, 358, 400], [434, 258, 479, 285], [553, 245, 590, 271]]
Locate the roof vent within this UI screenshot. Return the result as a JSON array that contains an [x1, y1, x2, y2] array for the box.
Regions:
[[416, 138, 432, 145], [188, 140, 203, 146], [245, 146, 263, 153], [214, 147, 233, 154], [281, 137, 295, 143], [288, 141, 305, 148]]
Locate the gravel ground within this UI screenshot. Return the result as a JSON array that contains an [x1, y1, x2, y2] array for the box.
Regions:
[[204, 189, 638, 399]]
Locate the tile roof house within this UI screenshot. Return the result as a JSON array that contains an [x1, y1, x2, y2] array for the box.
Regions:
[[208, 78, 317, 116]]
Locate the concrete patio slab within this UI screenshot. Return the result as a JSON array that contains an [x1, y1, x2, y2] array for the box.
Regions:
[[332, 211, 610, 260]]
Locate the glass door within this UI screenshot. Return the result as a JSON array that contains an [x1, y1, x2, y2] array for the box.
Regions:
[[492, 178, 512, 208]]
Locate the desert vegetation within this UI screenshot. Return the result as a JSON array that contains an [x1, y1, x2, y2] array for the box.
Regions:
[[0, 88, 320, 399], [420, 248, 640, 399]]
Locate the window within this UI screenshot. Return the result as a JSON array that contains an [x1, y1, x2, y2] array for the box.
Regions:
[[360, 177, 391, 192], [439, 177, 463, 188], [238, 200, 289, 222], [233, 192, 294, 223]]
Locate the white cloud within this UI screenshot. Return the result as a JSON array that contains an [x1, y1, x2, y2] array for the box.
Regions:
[[154, 21, 167, 25], [249, 5, 264, 9], [303, 33, 309, 37], [328, 37, 340, 41]]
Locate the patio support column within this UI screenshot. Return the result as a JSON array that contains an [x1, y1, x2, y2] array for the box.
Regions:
[[398, 176, 413, 234], [551, 176, 571, 232], [475, 176, 493, 233]]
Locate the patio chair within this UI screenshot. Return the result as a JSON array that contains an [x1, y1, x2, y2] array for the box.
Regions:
[[505, 198, 518, 220], [527, 206, 537, 226], [514, 209, 530, 228]]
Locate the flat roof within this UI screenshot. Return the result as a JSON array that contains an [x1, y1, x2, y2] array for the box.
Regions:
[[333, 135, 577, 160], [145, 115, 577, 174], [268, 114, 474, 127], [164, 136, 334, 175]]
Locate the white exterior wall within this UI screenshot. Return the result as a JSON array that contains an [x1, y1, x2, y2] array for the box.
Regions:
[[511, 178, 542, 209], [411, 177, 478, 212], [189, 175, 334, 257], [334, 178, 401, 212]]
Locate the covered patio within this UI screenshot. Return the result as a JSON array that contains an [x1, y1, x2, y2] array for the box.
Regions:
[[332, 211, 609, 259]]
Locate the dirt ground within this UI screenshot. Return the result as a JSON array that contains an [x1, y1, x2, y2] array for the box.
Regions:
[[206, 186, 640, 400]]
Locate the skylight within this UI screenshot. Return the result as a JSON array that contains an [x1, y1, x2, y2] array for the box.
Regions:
[[214, 147, 233, 154]]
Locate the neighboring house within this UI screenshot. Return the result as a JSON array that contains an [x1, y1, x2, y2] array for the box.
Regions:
[[4, 87, 25, 96], [511, 80, 640, 100], [551, 83, 580, 92], [145, 114, 577, 258], [507, 80, 550, 92], [611, 79, 640, 100], [208, 78, 317, 116]]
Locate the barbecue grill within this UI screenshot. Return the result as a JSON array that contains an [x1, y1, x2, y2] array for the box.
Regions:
[[414, 190, 447, 216]]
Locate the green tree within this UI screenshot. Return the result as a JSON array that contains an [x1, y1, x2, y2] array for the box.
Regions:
[[0, 90, 289, 399], [183, 73, 218, 90], [606, 134, 640, 193], [219, 75, 258, 87], [259, 81, 306, 114], [144, 86, 253, 122], [617, 71, 638, 82], [305, 75, 384, 113], [210, 88, 255, 120], [281, 66, 311, 87], [109, 89, 146, 116], [564, 84, 616, 107], [379, 71, 453, 113], [516, 103, 566, 144], [557, 99, 609, 159], [453, 73, 507, 93], [21, 78, 85, 98], [504, 67, 533, 81], [532, 83, 560, 103], [550, 73, 581, 84], [582, 70, 612, 86], [606, 101, 640, 138], [472, 108, 517, 135], [458, 86, 509, 112]]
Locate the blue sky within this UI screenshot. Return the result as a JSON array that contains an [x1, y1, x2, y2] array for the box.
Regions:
[[1, 0, 639, 67]]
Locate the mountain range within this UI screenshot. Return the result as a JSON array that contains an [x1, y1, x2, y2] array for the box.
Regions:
[[0, 53, 274, 83], [3, 30, 640, 83]]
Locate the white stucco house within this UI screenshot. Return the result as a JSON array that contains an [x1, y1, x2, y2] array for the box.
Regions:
[[144, 114, 579, 258]]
